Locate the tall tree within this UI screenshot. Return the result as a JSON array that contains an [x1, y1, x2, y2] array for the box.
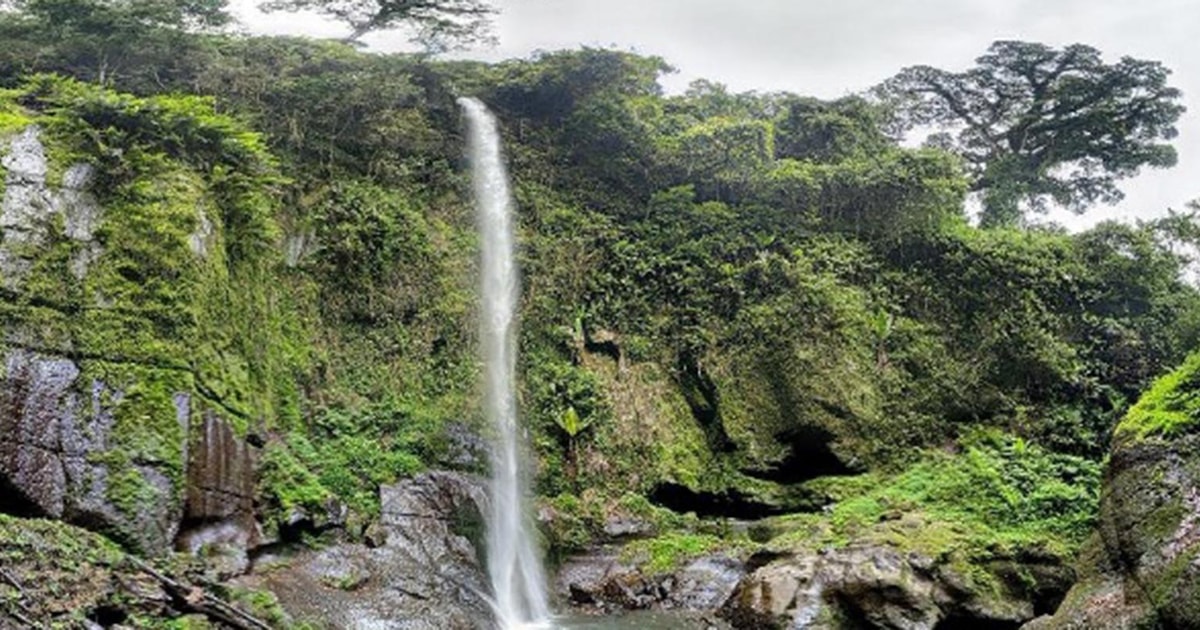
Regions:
[[3, 0, 230, 31], [0, 0, 230, 86], [259, 0, 494, 49], [877, 41, 1184, 227]]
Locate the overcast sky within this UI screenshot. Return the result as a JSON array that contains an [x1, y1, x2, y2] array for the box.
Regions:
[[232, 0, 1200, 229]]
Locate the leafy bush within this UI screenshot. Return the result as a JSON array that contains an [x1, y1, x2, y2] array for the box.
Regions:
[[792, 429, 1102, 555], [1116, 351, 1200, 442], [258, 397, 439, 522]]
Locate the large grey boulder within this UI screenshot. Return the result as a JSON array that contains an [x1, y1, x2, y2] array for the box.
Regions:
[[241, 471, 495, 629], [721, 543, 1068, 630], [555, 546, 746, 614], [1027, 432, 1200, 629], [0, 349, 187, 554], [722, 547, 948, 629]]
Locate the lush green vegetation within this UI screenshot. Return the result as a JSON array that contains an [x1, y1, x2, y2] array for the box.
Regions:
[[879, 41, 1184, 227], [1115, 351, 1200, 442], [774, 430, 1101, 554], [0, 1, 1196, 582]]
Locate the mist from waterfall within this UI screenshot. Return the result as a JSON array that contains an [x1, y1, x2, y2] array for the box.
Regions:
[[459, 97, 552, 630]]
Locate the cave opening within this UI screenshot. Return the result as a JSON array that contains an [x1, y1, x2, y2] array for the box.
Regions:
[[742, 426, 854, 485], [648, 482, 785, 520], [0, 476, 45, 518]]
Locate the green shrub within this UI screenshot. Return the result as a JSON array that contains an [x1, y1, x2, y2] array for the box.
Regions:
[[1116, 351, 1200, 442]]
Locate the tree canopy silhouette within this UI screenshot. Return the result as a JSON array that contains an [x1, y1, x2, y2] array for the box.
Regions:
[[259, 0, 494, 49], [878, 41, 1184, 227]]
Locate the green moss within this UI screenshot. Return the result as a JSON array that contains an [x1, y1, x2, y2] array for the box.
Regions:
[[0, 513, 125, 567], [0, 88, 32, 132], [258, 436, 331, 519], [1115, 352, 1200, 443], [1149, 546, 1200, 623], [621, 532, 728, 574], [84, 363, 190, 489], [766, 431, 1100, 595], [0, 514, 171, 626], [224, 587, 292, 627], [160, 616, 215, 629], [0, 74, 310, 483]]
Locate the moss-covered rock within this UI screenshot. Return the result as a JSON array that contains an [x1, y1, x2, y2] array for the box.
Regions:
[[1035, 355, 1200, 629], [0, 76, 302, 554], [550, 433, 1093, 627], [717, 433, 1096, 629], [0, 513, 222, 627]]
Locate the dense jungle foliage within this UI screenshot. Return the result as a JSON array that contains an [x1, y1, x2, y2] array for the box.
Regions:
[[0, 0, 1197, 565]]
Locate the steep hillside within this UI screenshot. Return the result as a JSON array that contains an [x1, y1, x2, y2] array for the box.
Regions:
[[0, 6, 1197, 628]]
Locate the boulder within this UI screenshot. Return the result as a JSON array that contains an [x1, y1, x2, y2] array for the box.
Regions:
[[554, 546, 746, 615], [0, 349, 186, 554], [723, 546, 948, 630], [239, 471, 495, 629], [1030, 432, 1200, 629], [722, 543, 1065, 630]]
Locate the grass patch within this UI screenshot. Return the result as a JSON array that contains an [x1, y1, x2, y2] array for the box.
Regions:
[[775, 430, 1100, 555], [765, 429, 1100, 599]]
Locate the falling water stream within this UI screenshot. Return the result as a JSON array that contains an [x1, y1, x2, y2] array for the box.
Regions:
[[460, 97, 552, 630], [459, 98, 710, 630]]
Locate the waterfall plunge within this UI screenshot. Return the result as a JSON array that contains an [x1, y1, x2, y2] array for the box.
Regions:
[[459, 97, 552, 630]]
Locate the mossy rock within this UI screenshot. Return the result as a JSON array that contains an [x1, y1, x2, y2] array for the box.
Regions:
[[1095, 433, 1200, 628], [1038, 356, 1200, 629], [0, 76, 307, 553], [0, 514, 168, 626]]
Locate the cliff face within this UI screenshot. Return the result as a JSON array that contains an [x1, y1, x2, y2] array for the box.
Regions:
[[0, 49, 1195, 629], [0, 79, 288, 555]]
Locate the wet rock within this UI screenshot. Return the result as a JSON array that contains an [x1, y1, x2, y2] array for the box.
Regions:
[[1032, 432, 1200, 629], [441, 421, 488, 471], [239, 471, 494, 629], [722, 543, 1059, 629], [555, 546, 747, 615], [0, 350, 78, 516], [181, 410, 259, 542], [602, 515, 655, 540], [0, 349, 185, 554], [669, 555, 746, 611], [177, 519, 253, 579], [557, 548, 625, 606]]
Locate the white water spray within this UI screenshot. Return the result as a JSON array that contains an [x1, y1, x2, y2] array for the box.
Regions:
[[459, 97, 552, 630]]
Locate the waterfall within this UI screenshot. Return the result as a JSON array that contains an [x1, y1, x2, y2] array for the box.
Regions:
[[459, 97, 552, 630]]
